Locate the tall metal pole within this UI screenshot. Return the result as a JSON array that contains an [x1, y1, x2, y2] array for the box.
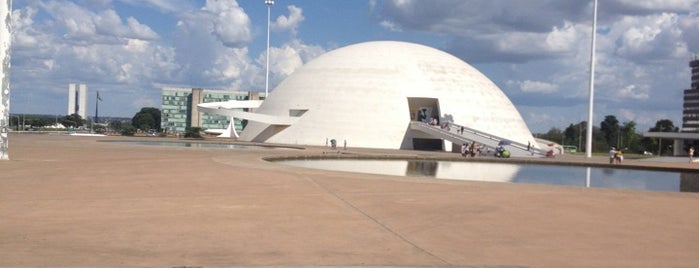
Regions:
[[585, 0, 598, 158], [0, 0, 13, 160], [264, 0, 274, 98], [95, 91, 99, 124]]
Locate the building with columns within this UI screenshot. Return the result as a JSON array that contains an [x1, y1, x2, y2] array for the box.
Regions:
[[67, 83, 87, 119], [644, 56, 699, 156]]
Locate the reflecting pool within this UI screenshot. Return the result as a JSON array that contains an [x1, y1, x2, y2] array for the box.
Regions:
[[107, 141, 297, 150], [278, 159, 699, 193]]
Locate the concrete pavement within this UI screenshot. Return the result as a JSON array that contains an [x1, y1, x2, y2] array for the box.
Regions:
[[1, 133, 698, 267]]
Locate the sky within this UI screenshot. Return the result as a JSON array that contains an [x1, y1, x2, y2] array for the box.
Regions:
[[8, 0, 699, 133]]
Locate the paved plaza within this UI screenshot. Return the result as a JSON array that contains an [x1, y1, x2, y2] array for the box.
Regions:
[[1, 133, 698, 267]]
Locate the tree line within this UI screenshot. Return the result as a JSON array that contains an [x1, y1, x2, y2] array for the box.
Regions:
[[11, 109, 681, 154], [9, 107, 162, 136], [535, 115, 678, 155]]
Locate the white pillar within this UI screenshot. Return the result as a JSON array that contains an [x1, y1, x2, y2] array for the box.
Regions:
[[1, 0, 13, 160], [585, 0, 598, 158], [78, 84, 87, 119], [68, 83, 76, 114]]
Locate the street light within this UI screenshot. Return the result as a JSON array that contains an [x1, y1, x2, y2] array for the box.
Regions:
[[585, 0, 598, 158], [264, 0, 274, 98]]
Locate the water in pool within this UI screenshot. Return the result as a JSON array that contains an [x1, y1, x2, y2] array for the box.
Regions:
[[279, 159, 699, 193], [107, 140, 295, 150]]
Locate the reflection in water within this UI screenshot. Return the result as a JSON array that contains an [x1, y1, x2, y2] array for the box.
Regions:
[[279, 159, 699, 193], [680, 173, 699, 192], [406, 161, 437, 177], [585, 167, 591, 188], [435, 162, 520, 182], [109, 141, 292, 150]]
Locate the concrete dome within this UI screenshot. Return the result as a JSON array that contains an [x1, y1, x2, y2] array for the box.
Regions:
[[240, 41, 537, 150]]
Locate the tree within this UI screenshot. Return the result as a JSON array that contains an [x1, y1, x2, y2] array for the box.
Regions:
[[60, 113, 85, 128], [649, 119, 677, 133], [620, 121, 641, 152], [184, 127, 202, 138], [120, 124, 136, 136], [29, 117, 52, 128], [538, 127, 564, 144], [108, 120, 123, 132], [600, 115, 620, 148], [643, 119, 678, 156], [131, 107, 161, 132], [564, 122, 585, 149]]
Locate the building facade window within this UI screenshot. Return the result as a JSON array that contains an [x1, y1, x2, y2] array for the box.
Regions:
[[160, 87, 263, 134]]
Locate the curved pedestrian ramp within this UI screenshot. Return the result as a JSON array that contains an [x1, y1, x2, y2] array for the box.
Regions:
[[409, 121, 546, 158]]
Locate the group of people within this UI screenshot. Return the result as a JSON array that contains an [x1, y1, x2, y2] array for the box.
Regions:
[[461, 142, 483, 157], [609, 147, 624, 164]]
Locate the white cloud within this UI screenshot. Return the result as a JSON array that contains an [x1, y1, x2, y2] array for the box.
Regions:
[[517, 80, 559, 94], [615, 84, 650, 100], [117, 0, 197, 13], [380, 20, 402, 32], [9, 0, 697, 133], [256, 39, 326, 89], [272, 5, 305, 35], [39, 1, 158, 42], [200, 0, 251, 48], [611, 0, 699, 12], [94, 10, 159, 40], [545, 21, 582, 52]]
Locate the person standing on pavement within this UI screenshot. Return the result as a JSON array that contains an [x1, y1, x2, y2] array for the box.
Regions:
[[609, 147, 616, 164], [614, 149, 623, 164], [689, 146, 695, 163]]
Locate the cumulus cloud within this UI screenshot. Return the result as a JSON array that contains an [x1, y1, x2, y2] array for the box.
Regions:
[[256, 39, 326, 89], [95, 10, 159, 40], [117, 0, 197, 13], [615, 84, 650, 100], [272, 5, 305, 35], [516, 80, 559, 94], [379, 20, 402, 32], [375, 0, 698, 132], [198, 0, 252, 48], [40, 1, 159, 42], [10, 0, 183, 115], [605, 0, 699, 15], [9, 0, 698, 133], [612, 13, 692, 61]]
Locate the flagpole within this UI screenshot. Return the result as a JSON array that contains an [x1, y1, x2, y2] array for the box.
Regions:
[[95, 91, 99, 124], [585, 0, 598, 158], [265, 0, 274, 98]]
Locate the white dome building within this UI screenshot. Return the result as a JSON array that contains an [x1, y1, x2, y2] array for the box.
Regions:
[[236, 41, 540, 153]]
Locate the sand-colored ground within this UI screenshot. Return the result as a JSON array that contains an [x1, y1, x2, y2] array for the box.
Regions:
[[1, 133, 698, 268]]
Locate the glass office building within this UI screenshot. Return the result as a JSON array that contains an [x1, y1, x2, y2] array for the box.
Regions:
[[161, 87, 263, 134], [682, 58, 699, 132]]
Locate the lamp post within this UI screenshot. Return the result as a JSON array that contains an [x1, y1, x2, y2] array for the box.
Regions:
[[585, 0, 598, 158], [264, 0, 274, 98]]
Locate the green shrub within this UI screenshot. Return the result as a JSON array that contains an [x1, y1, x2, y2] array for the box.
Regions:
[[184, 127, 202, 138], [121, 125, 136, 136]]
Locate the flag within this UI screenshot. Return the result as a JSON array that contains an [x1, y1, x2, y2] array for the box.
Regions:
[[97, 91, 102, 101]]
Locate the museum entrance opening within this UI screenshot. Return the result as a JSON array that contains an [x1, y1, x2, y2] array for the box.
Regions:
[[407, 97, 440, 124], [407, 97, 443, 151]]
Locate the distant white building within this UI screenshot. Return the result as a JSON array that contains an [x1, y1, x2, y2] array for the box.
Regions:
[[230, 41, 540, 155], [67, 83, 87, 119]]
